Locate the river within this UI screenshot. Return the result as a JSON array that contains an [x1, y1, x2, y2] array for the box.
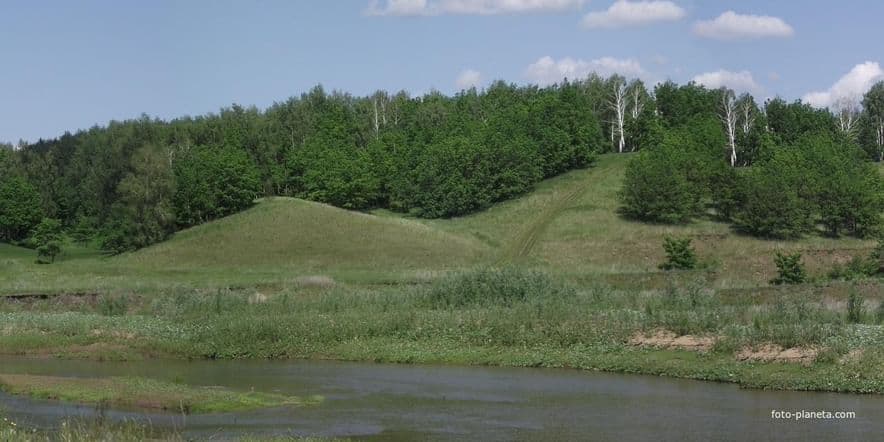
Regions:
[[1, 357, 881, 441]]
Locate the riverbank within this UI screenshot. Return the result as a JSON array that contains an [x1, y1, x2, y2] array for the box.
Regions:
[[2, 269, 882, 394]]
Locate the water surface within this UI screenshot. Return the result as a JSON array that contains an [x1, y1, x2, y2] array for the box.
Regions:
[[1, 357, 881, 441]]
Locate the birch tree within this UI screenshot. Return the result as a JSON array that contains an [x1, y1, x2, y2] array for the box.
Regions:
[[862, 82, 884, 161], [627, 80, 647, 120], [609, 77, 627, 153], [371, 90, 389, 140], [719, 89, 738, 167], [738, 94, 756, 136], [834, 94, 861, 141]]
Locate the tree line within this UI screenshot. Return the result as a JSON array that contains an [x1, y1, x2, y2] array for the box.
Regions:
[[2, 77, 883, 254], [620, 81, 884, 239]]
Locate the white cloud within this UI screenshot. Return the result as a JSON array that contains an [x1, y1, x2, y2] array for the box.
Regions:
[[456, 69, 482, 89], [581, 1, 685, 29], [692, 69, 762, 94], [802, 62, 884, 108], [366, 0, 429, 16], [525, 56, 646, 86], [693, 11, 794, 40], [366, 0, 585, 16], [650, 54, 668, 65]]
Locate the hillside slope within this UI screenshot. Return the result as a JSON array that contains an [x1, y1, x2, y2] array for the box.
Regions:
[[125, 197, 489, 273], [421, 154, 877, 288]]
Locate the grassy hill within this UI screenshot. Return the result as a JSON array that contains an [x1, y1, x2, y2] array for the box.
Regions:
[[1, 154, 880, 295], [0, 198, 490, 294], [126, 197, 489, 272], [416, 154, 877, 288]]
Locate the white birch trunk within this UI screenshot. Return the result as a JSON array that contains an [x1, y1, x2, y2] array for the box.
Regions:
[[720, 91, 738, 167], [834, 96, 860, 140], [630, 86, 644, 120], [877, 118, 884, 161], [373, 98, 379, 140], [611, 82, 627, 153]]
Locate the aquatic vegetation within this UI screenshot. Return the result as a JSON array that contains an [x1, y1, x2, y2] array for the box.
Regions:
[[0, 374, 321, 414]]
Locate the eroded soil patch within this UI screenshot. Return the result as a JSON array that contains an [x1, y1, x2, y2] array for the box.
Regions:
[[736, 344, 818, 365], [629, 329, 716, 352]]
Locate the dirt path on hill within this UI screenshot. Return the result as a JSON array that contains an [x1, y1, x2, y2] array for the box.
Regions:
[[496, 158, 620, 264]]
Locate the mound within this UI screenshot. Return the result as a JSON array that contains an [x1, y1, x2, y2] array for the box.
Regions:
[[125, 198, 488, 272]]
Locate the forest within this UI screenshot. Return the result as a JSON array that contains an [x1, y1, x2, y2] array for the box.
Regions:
[[1, 76, 883, 254]]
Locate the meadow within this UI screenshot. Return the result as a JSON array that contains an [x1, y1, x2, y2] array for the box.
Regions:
[[1, 154, 883, 395]]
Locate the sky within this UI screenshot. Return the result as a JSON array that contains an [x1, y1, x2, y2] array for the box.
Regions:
[[1, 0, 882, 143]]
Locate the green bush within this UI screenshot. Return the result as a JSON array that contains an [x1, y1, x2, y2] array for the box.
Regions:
[[733, 158, 813, 239], [770, 251, 807, 285], [846, 289, 866, 323], [36, 241, 61, 265], [0, 176, 43, 243], [873, 238, 884, 275], [423, 267, 574, 308], [70, 216, 98, 245], [30, 218, 63, 264], [97, 294, 130, 316], [828, 255, 879, 281], [734, 135, 883, 239], [619, 147, 702, 223], [659, 236, 697, 270]]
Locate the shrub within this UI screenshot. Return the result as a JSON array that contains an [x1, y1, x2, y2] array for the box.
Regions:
[[30, 218, 63, 264], [734, 134, 884, 239], [97, 294, 130, 316], [70, 216, 98, 245], [423, 267, 574, 308], [36, 241, 62, 265], [707, 163, 744, 221], [873, 238, 884, 275], [846, 289, 866, 323], [619, 147, 702, 224], [0, 176, 43, 242], [770, 251, 806, 285], [733, 163, 813, 239], [659, 236, 697, 270], [810, 143, 883, 238], [828, 255, 879, 281]]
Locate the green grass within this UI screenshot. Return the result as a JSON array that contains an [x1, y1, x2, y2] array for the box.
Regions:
[[0, 374, 320, 414], [0, 415, 179, 442], [0, 198, 490, 294], [126, 197, 488, 272], [2, 269, 882, 393], [0, 414, 345, 442], [418, 154, 878, 289]]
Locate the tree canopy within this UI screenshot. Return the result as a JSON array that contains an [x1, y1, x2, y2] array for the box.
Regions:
[[3, 78, 883, 252]]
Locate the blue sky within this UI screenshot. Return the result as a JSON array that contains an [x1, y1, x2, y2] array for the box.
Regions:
[[1, 0, 882, 142]]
